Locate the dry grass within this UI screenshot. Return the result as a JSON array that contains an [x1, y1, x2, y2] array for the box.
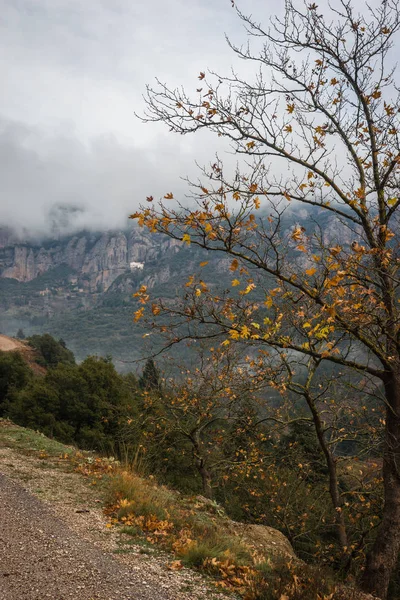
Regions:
[[104, 469, 343, 599]]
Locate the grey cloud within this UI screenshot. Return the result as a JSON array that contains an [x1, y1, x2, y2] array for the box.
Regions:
[[0, 0, 394, 239], [0, 117, 214, 237]]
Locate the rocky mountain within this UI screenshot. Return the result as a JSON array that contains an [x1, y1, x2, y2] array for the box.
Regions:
[[0, 209, 352, 368], [0, 226, 180, 291], [0, 225, 212, 366]]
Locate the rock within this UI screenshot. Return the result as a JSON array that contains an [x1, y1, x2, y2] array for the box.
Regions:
[[192, 495, 295, 561], [228, 521, 296, 560]]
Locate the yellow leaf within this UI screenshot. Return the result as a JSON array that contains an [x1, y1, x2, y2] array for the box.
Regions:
[[254, 197, 261, 209], [164, 192, 174, 199], [303, 322, 312, 329], [134, 308, 144, 322], [195, 288, 202, 296], [284, 124, 293, 133], [287, 103, 295, 114], [200, 261, 209, 267], [249, 183, 258, 193], [306, 267, 316, 276], [232, 279, 240, 286], [182, 233, 191, 245], [387, 197, 397, 206], [291, 226, 304, 241], [246, 141, 255, 149], [265, 296, 273, 308], [251, 322, 260, 329], [241, 283, 256, 295], [241, 325, 251, 338]]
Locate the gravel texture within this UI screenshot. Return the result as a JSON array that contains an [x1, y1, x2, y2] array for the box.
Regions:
[[0, 445, 231, 600], [0, 473, 180, 600]]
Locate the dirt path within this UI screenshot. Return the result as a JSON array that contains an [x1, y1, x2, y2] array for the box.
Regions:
[[0, 444, 230, 600], [0, 335, 46, 375], [0, 335, 24, 352], [0, 473, 176, 600]]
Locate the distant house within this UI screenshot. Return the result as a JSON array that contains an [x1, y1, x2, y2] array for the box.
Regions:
[[130, 261, 144, 271]]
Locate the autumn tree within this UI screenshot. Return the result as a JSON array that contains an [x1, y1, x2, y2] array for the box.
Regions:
[[131, 1, 400, 597], [146, 346, 263, 499], [268, 353, 384, 568]]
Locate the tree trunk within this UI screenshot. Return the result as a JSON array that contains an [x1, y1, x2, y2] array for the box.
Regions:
[[191, 433, 213, 499], [198, 461, 213, 499], [306, 393, 348, 550], [361, 370, 400, 599]]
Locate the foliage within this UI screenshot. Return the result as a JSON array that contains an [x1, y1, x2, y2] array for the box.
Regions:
[[139, 357, 161, 391], [0, 352, 33, 416], [28, 333, 75, 367], [6, 355, 139, 452]]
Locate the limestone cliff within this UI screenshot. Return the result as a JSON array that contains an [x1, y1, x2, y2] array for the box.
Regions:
[[0, 227, 179, 292]]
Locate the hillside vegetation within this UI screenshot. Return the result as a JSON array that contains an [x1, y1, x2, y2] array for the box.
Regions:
[[0, 335, 390, 598], [0, 419, 371, 600]]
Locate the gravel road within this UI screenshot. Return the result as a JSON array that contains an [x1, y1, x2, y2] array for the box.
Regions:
[[0, 473, 176, 600]]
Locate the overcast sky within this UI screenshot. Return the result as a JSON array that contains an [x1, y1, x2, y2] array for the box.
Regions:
[[0, 0, 262, 236], [0, 0, 389, 237]]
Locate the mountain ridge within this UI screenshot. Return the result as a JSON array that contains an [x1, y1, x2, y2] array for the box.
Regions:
[[0, 210, 350, 366]]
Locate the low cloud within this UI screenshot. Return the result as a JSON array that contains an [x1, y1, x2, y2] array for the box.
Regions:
[[0, 117, 215, 238]]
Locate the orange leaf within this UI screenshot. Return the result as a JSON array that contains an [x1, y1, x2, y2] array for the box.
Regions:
[[151, 303, 161, 315], [168, 560, 183, 571], [230, 259, 239, 271]]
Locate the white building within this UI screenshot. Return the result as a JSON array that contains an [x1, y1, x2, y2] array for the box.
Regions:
[[130, 261, 144, 271]]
